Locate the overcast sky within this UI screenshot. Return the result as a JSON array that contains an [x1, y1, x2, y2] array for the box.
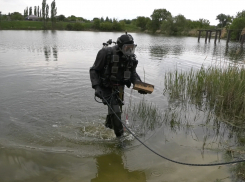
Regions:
[[0, 0, 244, 25]]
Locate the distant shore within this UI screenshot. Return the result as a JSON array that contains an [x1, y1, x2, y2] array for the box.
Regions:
[[0, 20, 141, 32], [0, 21, 228, 39]]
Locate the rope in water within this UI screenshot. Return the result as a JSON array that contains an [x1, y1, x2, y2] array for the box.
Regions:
[[99, 95, 245, 167]]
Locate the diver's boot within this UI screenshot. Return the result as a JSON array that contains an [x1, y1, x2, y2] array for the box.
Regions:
[[105, 115, 113, 129]]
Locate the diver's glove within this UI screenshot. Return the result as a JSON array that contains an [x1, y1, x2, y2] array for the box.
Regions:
[[138, 90, 147, 94], [95, 85, 103, 99]]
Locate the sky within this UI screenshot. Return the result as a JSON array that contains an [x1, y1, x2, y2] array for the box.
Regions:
[[0, 0, 244, 25]]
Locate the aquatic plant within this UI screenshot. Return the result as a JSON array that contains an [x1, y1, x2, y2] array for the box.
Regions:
[[164, 64, 245, 126], [124, 98, 163, 135]]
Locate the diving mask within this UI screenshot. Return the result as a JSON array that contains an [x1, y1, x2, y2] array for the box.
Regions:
[[121, 44, 137, 56]]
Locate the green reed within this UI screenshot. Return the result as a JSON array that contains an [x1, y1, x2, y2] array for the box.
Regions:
[[125, 99, 163, 132], [164, 64, 245, 125]]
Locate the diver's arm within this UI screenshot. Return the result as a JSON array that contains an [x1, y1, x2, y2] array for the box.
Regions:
[[131, 59, 147, 94], [131, 59, 142, 85], [89, 49, 107, 88]]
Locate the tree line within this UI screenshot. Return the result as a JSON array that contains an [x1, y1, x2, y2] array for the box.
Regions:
[[0, 0, 57, 28], [1, 5, 245, 38], [88, 8, 245, 35], [134, 8, 245, 36]]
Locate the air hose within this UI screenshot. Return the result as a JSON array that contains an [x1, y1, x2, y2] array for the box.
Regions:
[[101, 95, 245, 167]]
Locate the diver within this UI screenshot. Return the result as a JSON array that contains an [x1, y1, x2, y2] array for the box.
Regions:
[[89, 33, 147, 137]]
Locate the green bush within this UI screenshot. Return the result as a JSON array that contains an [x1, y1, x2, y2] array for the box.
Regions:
[[112, 21, 123, 31], [66, 23, 73, 30], [229, 17, 245, 40], [100, 22, 113, 31], [73, 22, 84, 30], [93, 19, 100, 29]]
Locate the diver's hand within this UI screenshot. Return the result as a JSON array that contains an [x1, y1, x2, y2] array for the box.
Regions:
[[138, 90, 147, 94], [95, 85, 103, 99]]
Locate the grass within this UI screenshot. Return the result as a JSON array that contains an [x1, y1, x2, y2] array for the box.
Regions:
[[0, 21, 73, 30], [0, 21, 45, 30], [164, 64, 245, 126]]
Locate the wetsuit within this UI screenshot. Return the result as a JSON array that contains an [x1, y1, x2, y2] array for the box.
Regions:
[[89, 45, 141, 137]]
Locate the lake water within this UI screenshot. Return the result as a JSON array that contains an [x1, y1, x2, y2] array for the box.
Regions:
[[0, 30, 245, 182]]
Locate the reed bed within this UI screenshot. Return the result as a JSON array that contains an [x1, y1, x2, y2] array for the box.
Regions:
[[164, 64, 245, 126]]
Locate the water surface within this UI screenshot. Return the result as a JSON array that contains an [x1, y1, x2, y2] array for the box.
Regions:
[[0, 30, 245, 182]]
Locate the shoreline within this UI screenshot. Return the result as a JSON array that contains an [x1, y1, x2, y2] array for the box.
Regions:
[[0, 21, 229, 39]]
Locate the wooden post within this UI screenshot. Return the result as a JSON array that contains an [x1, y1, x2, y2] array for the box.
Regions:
[[214, 30, 218, 44], [225, 44, 229, 56], [218, 30, 221, 42], [241, 35, 245, 46], [205, 30, 208, 44], [240, 28, 245, 45], [226, 30, 231, 44], [238, 31, 241, 41], [208, 31, 212, 42], [198, 30, 202, 42]]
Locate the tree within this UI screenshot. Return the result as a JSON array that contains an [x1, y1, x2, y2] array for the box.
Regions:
[[151, 8, 172, 32], [198, 19, 210, 28], [136, 16, 151, 30], [29, 7, 32, 15], [67, 15, 76, 21], [112, 19, 123, 31], [10, 12, 24, 20], [24, 7, 28, 18], [51, 0, 57, 28], [42, 0, 46, 22], [57, 14, 65, 21], [172, 14, 188, 34], [93, 18, 100, 29], [37, 6, 39, 17], [34, 6, 37, 16], [120, 19, 131, 24], [161, 17, 174, 34], [45, 4, 49, 22], [216, 13, 232, 28], [229, 11, 245, 40], [236, 10, 245, 18]]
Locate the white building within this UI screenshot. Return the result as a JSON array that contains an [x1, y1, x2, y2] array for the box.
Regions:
[[26, 15, 39, 21]]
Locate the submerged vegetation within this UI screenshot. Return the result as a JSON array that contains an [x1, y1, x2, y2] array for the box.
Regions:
[[125, 99, 163, 134], [164, 64, 245, 126]]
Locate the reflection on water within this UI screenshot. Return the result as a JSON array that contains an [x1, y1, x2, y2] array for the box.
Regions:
[[53, 46, 58, 61], [91, 152, 146, 182], [161, 97, 245, 181], [224, 45, 244, 62], [150, 45, 170, 59], [44, 46, 58, 61], [0, 147, 97, 182]]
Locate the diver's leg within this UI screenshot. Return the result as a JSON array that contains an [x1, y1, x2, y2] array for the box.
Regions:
[[108, 95, 124, 137], [105, 114, 113, 129], [110, 112, 123, 137], [102, 87, 113, 129]]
